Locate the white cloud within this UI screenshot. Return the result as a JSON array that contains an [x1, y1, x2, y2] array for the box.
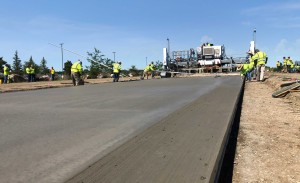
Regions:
[[275, 39, 288, 53], [242, 2, 300, 15], [241, 2, 300, 28]]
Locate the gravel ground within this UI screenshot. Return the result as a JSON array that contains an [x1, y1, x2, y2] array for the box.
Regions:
[[233, 72, 300, 183]]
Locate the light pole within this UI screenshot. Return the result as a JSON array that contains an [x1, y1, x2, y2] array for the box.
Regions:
[[146, 56, 148, 66], [113, 52, 116, 62], [253, 28, 256, 49], [60, 43, 64, 72], [166, 38, 170, 69]]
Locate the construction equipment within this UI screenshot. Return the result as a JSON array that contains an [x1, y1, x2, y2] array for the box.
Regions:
[[161, 42, 246, 77]]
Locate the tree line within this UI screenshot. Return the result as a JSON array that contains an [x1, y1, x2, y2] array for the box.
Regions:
[[1, 48, 163, 79]]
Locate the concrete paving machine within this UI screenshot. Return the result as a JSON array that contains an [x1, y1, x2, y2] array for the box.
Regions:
[[161, 42, 246, 77]]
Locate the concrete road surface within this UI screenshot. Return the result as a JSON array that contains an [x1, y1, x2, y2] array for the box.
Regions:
[[0, 76, 242, 183]]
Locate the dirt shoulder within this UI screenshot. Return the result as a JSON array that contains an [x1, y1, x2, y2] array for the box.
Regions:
[[233, 72, 300, 183]]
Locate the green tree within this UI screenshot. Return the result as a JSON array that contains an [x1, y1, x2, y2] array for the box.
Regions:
[[39, 57, 49, 75], [23, 56, 40, 74], [86, 48, 113, 78], [0, 57, 7, 73], [102, 58, 114, 73], [128, 65, 141, 76], [64, 60, 72, 77], [12, 51, 23, 75], [154, 60, 163, 70]]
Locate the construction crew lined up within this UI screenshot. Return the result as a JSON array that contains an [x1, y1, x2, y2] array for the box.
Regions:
[[112, 62, 122, 82], [282, 56, 294, 73], [71, 60, 83, 86], [252, 49, 268, 82]]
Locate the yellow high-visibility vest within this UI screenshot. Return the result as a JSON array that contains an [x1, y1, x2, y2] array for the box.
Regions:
[[71, 61, 83, 74], [253, 51, 267, 65], [4, 66, 9, 75], [113, 63, 121, 73], [26, 67, 30, 74]]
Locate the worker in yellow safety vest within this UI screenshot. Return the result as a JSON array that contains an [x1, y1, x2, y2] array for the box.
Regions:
[[237, 63, 252, 81], [252, 49, 268, 82], [112, 61, 121, 82], [30, 65, 36, 82], [287, 56, 294, 73], [246, 51, 256, 81], [71, 60, 83, 86], [283, 57, 288, 73], [142, 64, 154, 80], [276, 61, 282, 72], [3, 64, 10, 84], [149, 62, 155, 78], [26, 66, 31, 82], [50, 67, 55, 81]]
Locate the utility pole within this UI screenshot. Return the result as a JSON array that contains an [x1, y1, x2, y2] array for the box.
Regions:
[[60, 43, 64, 72], [146, 57, 148, 66], [253, 28, 256, 49], [113, 52, 116, 62], [167, 38, 170, 58], [167, 38, 170, 69]]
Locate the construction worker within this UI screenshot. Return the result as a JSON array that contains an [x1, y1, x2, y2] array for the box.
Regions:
[[26, 65, 31, 82], [150, 62, 155, 78], [3, 64, 10, 84], [237, 64, 252, 81], [290, 63, 295, 73], [142, 64, 153, 80], [276, 61, 282, 72], [246, 51, 255, 81], [287, 56, 293, 73], [30, 65, 36, 82], [112, 61, 121, 82], [71, 60, 83, 86], [50, 67, 55, 81], [252, 49, 268, 82], [283, 56, 288, 73]]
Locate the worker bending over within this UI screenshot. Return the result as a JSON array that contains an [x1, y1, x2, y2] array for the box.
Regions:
[[71, 60, 83, 86], [142, 64, 154, 80]]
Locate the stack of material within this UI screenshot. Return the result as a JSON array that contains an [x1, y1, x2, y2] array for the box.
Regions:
[[272, 80, 300, 98]]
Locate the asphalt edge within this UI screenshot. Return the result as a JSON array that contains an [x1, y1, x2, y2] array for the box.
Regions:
[[210, 78, 245, 183]]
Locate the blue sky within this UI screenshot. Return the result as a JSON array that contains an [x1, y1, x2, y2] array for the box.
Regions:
[[1, 0, 300, 71]]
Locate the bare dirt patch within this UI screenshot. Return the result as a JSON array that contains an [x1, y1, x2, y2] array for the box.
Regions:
[[233, 72, 300, 183]]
